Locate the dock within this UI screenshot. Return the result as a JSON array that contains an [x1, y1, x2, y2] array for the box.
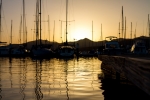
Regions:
[[98, 54, 150, 96]]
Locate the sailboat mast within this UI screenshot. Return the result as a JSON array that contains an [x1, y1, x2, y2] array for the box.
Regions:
[[119, 22, 120, 39], [92, 20, 93, 47], [19, 16, 22, 44], [48, 15, 50, 43], [53, 20, 55, 50], [40, 0, 42, 45], [101, 23, 102, 41], [124, 16, 126, 39], [122, 6, 124, 39], [0, 0, 2, 42], [66, 0, 68, 44], [148, 14, 150, 48], [148, 14, 150, 37], [131, 22, 132, 39], [23, 0, 27, 47], [35, 0, 39, 47], [10, 20, 12, 44]]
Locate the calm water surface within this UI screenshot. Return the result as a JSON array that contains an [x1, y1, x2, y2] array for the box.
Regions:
[[0, 57, 150, 100]]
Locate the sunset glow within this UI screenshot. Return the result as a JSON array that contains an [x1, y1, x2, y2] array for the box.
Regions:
[[1, 0, 150, 44], [72, 27, 91, 41]]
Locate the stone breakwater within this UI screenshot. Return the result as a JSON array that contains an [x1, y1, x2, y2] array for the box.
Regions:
[[98, 55, 150, 96]]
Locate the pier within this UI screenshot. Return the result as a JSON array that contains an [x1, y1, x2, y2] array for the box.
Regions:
[[98, 54, 150, 96]]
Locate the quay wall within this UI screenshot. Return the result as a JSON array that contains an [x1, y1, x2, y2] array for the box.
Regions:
[[98, 55, 150, 96]]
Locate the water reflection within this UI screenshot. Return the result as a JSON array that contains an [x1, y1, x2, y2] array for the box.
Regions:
[[35, 60, 43, 100], [0, 57, 149, 100]]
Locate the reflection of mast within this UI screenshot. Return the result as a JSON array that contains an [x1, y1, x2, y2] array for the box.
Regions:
[[64, 60, 69, 100], [35, 60, 43, 100], [19, 58, 27, 100], [0, 58, 2, 98], [9, 58, 12, 88]]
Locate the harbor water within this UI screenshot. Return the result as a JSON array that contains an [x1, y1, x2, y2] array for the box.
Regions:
[[0, 57, 150, 100]]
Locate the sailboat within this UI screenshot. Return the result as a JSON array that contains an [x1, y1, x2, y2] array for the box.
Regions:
[[31, 0, 55, 58], [10, 0, 29, 57], [57, 0, 75, 58], [0, 0, 10, 57]]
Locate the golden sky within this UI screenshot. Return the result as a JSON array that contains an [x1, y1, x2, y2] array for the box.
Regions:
[[1, 0, 150, 44]]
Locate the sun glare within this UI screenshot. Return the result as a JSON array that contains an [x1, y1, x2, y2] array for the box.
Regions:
[[72, 28, 91, 40]]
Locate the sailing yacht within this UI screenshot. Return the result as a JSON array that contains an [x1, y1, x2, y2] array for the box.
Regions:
[[31, 0, 55, 58], [0, 42, 10, 57], [10, 0, 30, 57], [0, 0, 10, 57], [58, 0, 75, 58]]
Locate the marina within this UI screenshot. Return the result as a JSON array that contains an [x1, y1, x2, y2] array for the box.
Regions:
[[0, 0, 150, 99]]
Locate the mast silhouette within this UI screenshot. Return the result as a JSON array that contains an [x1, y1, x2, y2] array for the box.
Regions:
[[122, 6, 124, 39], [124, 16, 126, 39], [10, 20, 12, 44], [148, 14, 150, 38], [39, 0, 41, 45], [65, 0, 68, 45], [92, 21, 93, 47], [131, 22, 132, 39], [23, 0, 27, 47], [148, 14, 150, 48], [0, 0, 2, 42]]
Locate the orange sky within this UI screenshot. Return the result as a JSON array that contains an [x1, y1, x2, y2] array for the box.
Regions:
[[1, 0, 150, 44]]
